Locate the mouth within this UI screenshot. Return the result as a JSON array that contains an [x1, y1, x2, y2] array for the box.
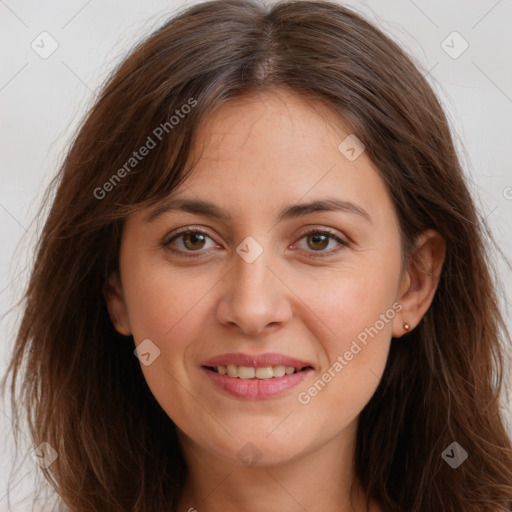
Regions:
[[201, 363, 314, 400], [204, 364, 314, 380], [200, 352, 315, 399]]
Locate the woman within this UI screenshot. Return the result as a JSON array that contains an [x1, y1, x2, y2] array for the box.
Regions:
[[2, 0, 512, 510]]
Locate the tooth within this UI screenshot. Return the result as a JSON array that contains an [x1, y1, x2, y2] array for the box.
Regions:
[[255, 366, 274, 379], [273, 365, 286, 377], [238, 366, 256, 379], [217, 364, 302, 379], [227, 364, 238, 378]]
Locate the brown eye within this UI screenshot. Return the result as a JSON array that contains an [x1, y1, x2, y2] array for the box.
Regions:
[[182, 232, 207, 250], [306, 233, 330, 251], [164, 228, 217, 256], [294, 228, 347, 256]]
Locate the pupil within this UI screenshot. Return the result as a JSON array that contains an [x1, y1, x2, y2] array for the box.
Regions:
[[185, 233, 205, 250], [309, 234, 328, 250]]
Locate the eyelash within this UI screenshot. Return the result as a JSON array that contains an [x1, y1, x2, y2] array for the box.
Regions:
[[162, 226, 348, 259]]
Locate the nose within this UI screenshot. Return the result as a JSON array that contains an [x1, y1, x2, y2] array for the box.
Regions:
[[216, 241, 293, 337]]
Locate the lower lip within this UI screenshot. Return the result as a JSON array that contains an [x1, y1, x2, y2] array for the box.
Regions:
[[201, 367, 312, 399]]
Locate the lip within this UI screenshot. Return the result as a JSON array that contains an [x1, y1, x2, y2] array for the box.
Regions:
[[201, 352, 314, 369], [201, 366, 313, 400], [200, 352, 315, 400]]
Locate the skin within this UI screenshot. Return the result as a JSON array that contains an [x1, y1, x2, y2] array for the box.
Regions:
[[105, 88, 445, 512]]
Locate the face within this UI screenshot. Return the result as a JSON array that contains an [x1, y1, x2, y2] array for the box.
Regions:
[[106, 89, 412, 467]]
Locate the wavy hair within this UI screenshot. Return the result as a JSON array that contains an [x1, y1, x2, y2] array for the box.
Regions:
[[2, 0, 512, 510]]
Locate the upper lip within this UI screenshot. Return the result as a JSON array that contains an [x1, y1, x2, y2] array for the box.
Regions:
[[201, 352, 314, 369]]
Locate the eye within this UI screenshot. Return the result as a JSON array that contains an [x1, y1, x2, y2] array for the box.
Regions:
[[293, 228, 348, 256], [162, 226, 348, 258], [163, 227, 218, 257]]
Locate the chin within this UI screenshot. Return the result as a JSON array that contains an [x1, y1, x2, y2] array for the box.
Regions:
[[211, 432, 311, 468]]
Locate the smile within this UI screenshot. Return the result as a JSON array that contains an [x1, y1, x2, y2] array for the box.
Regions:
[[201, 365, 314, 399], [208, 364, 312, 379]]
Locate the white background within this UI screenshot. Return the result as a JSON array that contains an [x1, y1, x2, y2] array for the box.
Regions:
[[1, 0, 511, 509]]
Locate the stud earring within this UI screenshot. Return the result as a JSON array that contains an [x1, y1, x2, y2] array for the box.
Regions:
[[403, 322, 410, 331]]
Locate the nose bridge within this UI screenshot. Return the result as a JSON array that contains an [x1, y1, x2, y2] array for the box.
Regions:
[[236, 245, 269, 289], [233, 235, 275, 304], [217, 234, 291, 334]]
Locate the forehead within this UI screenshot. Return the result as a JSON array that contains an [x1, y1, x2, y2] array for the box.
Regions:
[[189, 89, 350, 164], [172, 89, 392, 217]]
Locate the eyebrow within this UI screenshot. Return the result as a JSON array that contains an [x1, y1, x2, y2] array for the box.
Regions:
[[144, 197, 372, 224]]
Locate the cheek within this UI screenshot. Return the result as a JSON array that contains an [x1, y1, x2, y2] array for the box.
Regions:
[[120, 262, 211, 408], [123, 265, 215, 429], [123, 260, 212, 341], [292, 267, 398, 418], [302, 262, 398, 348]]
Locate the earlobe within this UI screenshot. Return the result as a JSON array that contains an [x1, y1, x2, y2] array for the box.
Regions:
[[392, 229, 446, 338], [104, 271, 132, 336]]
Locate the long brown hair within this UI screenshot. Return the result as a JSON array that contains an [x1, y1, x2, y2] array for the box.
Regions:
[[2, 0, 512, 510]]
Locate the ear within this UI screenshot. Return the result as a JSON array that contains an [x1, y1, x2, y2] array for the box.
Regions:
[[392, 229, 446, 337], [103, 271, 132, 336]]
